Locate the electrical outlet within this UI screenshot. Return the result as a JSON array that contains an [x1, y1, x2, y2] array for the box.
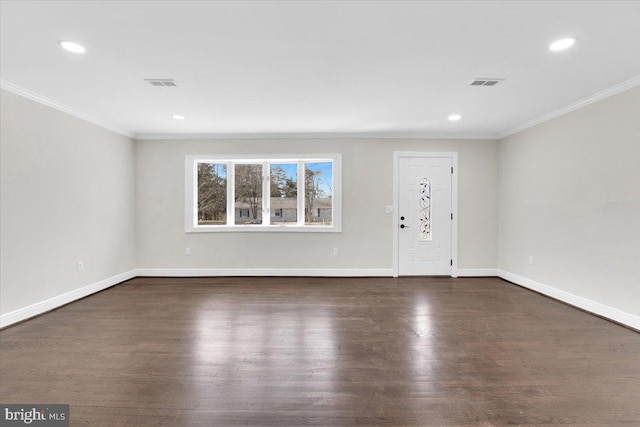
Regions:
[[528, 255, 534, 265], [333, 248, 339, 256], [77, 261, 84, 272], [185, 247, 191, 256]]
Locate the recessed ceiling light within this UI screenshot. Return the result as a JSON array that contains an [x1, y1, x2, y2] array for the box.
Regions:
[[172, 115, 185, 120], [448, 114, 462, 122], [549, 37, 576, 52], [57, 40, 86, 54]]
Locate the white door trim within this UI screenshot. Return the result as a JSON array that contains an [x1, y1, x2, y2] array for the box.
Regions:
[[393, 151, 458, 278]]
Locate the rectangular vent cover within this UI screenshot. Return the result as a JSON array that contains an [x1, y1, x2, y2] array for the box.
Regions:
[[145, 79, 177, 87], [470, 78, 504, 86]]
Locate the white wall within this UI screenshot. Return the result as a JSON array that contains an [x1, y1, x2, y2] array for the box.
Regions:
[[0, 89, 137, 320], [136, 138, 498, 273], [499, 86, 640, 322]]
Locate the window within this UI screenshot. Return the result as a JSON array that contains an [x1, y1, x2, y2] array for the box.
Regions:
[[270, 163, 297, 225], [185, 155, 341, 232], [235, 164, 263, 225], [197, 163, 227, 226], [419, 178, 432, 241], [304, 161, 333, 226]]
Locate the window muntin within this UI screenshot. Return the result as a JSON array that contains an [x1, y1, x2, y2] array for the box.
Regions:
[[186, 155, 341, 233]]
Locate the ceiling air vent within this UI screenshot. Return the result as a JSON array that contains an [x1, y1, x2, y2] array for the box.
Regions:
[[145, 79, 177, 87], [470, 78, 504, 86]]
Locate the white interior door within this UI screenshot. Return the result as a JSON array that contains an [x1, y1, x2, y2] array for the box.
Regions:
[[398, 156, 452, 275]]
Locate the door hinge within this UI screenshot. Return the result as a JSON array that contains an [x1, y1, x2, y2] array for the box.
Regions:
[[451, 166, 454, 174], [451, 213, 453, 220], [450, 260, 453, 266]]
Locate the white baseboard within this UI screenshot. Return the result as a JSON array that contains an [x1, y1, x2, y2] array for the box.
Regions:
[[457, 268, 498, 277], [498, 270, 640, 331], [0, 270, 137, 329], [135, 268, 394, 277], [139, 268, 497, 278]]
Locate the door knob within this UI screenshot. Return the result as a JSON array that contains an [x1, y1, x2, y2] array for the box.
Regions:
[[400, 224, 409, 229]]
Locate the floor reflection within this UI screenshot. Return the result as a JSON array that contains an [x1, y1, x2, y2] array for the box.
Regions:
[[409, 292, 439, 413], [191, 298, 337, 413]]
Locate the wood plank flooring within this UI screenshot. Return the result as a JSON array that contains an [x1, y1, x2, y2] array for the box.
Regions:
[[1, 277, 639, 426]]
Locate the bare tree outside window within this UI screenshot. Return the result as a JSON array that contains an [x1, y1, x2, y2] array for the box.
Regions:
[[305, 162, 332, 225], [270, 165, 287, 198], [235, 164, 263, 224], [197, 163, 227, 225]]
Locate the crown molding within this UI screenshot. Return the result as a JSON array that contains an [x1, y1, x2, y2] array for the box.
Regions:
[[133, 131, 498, 141], [0, 79, 134, 139], [498, 75, 640, 140]]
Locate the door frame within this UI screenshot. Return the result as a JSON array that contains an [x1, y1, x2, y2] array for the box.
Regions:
[[392, 151, 458, 278]]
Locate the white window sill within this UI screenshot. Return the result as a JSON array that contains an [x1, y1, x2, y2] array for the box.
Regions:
[[186, 225, 341, 233]]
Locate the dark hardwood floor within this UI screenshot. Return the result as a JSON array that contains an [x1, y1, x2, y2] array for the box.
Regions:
[[1, 277, 639, 426]]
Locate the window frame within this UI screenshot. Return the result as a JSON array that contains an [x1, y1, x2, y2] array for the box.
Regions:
[[185, 154, 342, 233]]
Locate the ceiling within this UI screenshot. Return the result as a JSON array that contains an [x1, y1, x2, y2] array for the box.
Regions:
[[1, 1, 639, 139]]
